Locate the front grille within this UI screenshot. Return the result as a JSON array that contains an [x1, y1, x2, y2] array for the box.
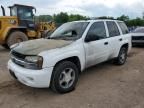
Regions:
[[11, 50, 26, 60], [132, 36, 144, 40], [11, 50, 26, 67]]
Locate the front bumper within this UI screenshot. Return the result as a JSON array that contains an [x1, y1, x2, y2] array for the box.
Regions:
[[132, 40, 144, 44], [8, 60, 53, 88]]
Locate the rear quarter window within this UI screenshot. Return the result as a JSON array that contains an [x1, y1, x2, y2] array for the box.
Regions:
[[118, 22, 129, 34]]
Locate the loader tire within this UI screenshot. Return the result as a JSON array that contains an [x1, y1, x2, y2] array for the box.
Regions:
[[7, 31, 28, 48], [1, 44, 9, 49]]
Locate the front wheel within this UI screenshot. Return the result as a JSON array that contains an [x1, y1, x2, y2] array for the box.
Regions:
[[114, 47, 128, 65], [51, 61, 79, 93]]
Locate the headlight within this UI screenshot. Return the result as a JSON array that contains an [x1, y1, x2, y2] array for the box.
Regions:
[[25, 56, 43, 69]]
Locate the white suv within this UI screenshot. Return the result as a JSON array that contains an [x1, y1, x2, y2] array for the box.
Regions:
[[8, 20, 131, 93]]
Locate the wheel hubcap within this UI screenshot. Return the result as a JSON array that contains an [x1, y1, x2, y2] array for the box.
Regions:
[[120, 50, 126, 63], [59, 68, 75, 89]]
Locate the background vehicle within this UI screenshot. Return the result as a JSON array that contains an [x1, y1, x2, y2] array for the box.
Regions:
[[131, 27, 144, 45], [0, 4, 56, 48], [8, 20, 131, 93]]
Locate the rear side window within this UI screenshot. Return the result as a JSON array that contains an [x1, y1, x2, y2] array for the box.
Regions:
[[106, 21, 120, 37], [118, 22, 129, 34]]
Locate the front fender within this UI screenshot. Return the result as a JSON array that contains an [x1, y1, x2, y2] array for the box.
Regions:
[[0, 26, 26, 44], [42, 50, 85, 71], [0, 27, 13, 44]]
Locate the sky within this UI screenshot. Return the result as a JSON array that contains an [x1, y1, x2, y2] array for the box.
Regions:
[[0, 0, 144, 18]]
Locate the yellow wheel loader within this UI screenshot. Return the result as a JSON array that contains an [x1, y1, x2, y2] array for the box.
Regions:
[[0, 4, 56, 49]]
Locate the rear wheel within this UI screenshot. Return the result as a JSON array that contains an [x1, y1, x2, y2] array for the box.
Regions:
[[114, 47, 128, 65], [7, 31, 28, 48], [51, 61, 79, 93]]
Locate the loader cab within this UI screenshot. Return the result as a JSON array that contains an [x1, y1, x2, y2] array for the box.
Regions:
[[9, 4, 36, 29]]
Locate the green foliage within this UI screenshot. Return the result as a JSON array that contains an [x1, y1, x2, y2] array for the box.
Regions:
[[117, 15, 144, 27], [69, 14, 89, 21], [96, 16, 114, 20], [35, 12, 144, 27], [117, 15, 129, 21], [53, 12, 69, 23], [35, 15, 53, 22], [35, 12, 89, 23], [126, 17, 144, 27]]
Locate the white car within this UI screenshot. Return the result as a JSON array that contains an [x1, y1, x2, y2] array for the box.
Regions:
[[8, 20, 131, 93], [131, 27, 144, 44]]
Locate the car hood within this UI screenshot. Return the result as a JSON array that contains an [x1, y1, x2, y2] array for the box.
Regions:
[[131, 33, 144, 36], [12, 39, 72, 55]]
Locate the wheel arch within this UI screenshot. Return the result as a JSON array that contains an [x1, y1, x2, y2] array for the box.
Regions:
[[5, 27, 27, 41], [121, 43, 129, 50], [53, 56, 81, 74], [2, 27, 27, 43]]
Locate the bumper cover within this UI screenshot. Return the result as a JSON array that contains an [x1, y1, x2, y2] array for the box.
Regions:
[[132, 40, 144, 44], [8, 60, 53, 88]]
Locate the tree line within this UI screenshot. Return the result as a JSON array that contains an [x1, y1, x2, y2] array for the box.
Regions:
[[35, 12, 144, 27], [98, 15, 144, 27], [35, 12, 89, 23]]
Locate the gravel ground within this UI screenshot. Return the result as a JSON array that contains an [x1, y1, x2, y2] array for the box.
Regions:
[[0, 46, 144, 108]]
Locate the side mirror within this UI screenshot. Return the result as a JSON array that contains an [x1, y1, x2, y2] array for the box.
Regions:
[[85, 34, 100, 42]]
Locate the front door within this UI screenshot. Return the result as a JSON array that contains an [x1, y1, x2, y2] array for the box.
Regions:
[[84, 21, 110, 68]]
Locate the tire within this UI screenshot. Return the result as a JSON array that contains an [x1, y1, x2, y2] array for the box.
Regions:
[[114, 47, 128, 65], [7, 31, 28, 48], [1, 44, 9, 49], [51, 61, 79, 93]]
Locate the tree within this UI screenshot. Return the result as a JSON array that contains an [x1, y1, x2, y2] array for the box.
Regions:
[[53, 12, 69, 23], [35, 15, 53, 22], [117, 15, 129, 21], [69, 14, 89, 21], [96, 16, 114, 19]]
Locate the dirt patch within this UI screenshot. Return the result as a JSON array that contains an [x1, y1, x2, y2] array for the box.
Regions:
[[0, 46, 144, 108]]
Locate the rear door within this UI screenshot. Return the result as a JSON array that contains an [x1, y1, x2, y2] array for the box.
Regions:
[[84, 21, 111, 68], [106, 21, 121, 58]]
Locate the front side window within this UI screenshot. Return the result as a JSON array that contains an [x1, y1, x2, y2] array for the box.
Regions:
[[106, 21, 120, 37], [86, 21, 106, 40]]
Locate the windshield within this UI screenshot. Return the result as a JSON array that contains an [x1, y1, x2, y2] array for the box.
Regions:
[[18, 7, 33, 21], [50, 22, 89, 40]]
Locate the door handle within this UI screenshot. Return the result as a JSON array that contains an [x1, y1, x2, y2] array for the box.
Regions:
[[104, 42, 108, 45], [119, 38, 123, 41]]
